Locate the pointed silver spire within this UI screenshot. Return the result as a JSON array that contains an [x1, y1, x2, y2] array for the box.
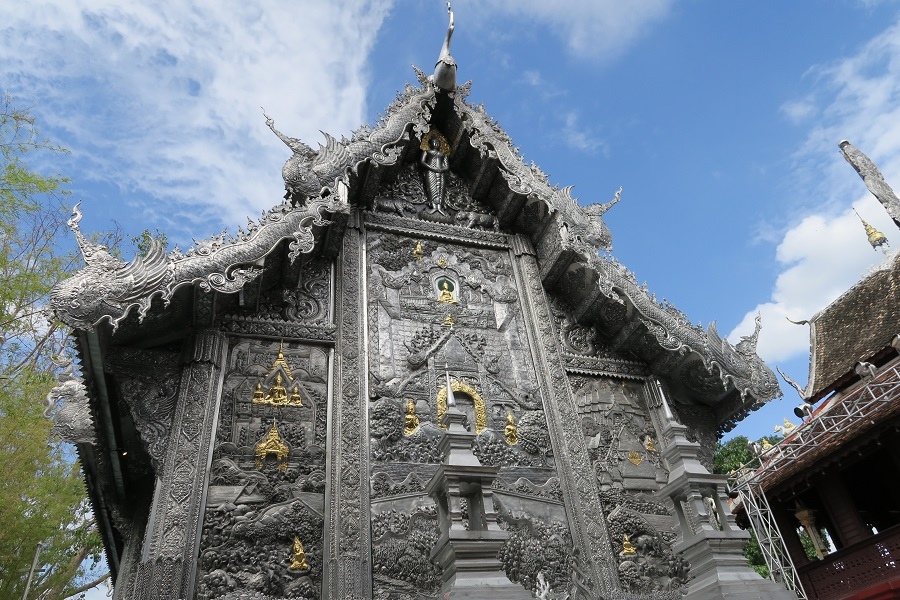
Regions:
[[444, 362, 456, 407]]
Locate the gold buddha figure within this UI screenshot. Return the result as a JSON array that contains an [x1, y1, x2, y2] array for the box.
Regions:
[[413, 240, 424, 260], [266, 373, 288, 405], [404, 399, 420, 436], [289, 384, 303, 406], [252, 381, 264, 402], [504, 412, 518, 445], [289, 536, 310, 571], [644, 436, 657, 452], [437, 280, 457, 303], [621, 534, 637, 556]]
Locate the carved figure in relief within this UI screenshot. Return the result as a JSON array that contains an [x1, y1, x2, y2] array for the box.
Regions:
[[420, 130, 450, 214], [289, 384, 303, 406], [267, 373, 288, 404], [403, 399, 420, 436], [621, 534, 637, 556], [504, 412, 518, 445], [253, 382, 264, 402], [413, 240, 424, 260], [289, 536, 310, 571], [436, 279, 457, 303]]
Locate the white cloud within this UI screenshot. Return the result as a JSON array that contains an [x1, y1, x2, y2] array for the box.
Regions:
[[562, 111, 606, 155], [468, 0, 672, 62], [780, 98, 816, 123], [0, 0, 394, 240], [729, 18, 900, 378]]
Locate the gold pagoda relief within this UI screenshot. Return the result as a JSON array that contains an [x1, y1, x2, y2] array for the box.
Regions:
[[251, 341, 304, 407], [436, 378, 488, 433], [255, 420, 289, 471]]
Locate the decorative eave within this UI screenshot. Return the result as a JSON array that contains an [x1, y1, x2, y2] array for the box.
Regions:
[[51, 75, 780, 428]]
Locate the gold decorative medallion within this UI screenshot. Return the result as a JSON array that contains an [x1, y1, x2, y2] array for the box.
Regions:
[[437, 255, 448, 268], [627, 450, 643, 466]]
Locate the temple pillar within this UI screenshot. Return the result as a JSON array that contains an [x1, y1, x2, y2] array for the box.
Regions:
[[426, 404, 531, 599], [509, 234, 621, 595], [652, 380, 796, 600], [323, 211, 372, 599], [816, 475, 869, 547], [128, 329, 227, 600]]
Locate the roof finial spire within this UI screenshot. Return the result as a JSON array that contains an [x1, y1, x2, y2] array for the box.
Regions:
[[433, 2, 457, 92], [444, 362, 456, 407], [853, 208, 890, 252]]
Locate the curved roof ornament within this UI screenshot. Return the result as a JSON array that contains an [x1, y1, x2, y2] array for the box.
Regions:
[[433, 2, 456, 92]]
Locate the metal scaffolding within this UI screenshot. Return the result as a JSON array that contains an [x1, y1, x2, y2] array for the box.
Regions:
[[728, 361, 900, 600]]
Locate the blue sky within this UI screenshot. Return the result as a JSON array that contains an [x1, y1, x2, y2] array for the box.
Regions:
[[5, 0, 900, 458]]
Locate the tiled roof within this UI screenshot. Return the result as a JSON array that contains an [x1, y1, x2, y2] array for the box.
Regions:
[[807, 254, 900, 401]]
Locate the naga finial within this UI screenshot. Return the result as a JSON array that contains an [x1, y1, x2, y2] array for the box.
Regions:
[[67, 203, 121, 270], [433, 2, 457, 92]]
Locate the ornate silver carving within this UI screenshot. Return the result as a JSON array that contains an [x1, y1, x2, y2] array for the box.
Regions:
[[52, 200, 344, 331], [46, 354, 96, 445]]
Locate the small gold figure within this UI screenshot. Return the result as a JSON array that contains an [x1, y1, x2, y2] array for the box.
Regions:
[[413, 240, 424, 261], [252, 382, 265, 402], [443, 313, 455, 327], [289, 536, 310, 571], [438, 255, 448, 267], [627, 450, 643, 466], [289, 384, 303, 407], [645, 436, 657, 452], [504, 412, 518, 445], [621, 534, 637, 556], [404, 399, 420, 436], [437, 280, 457, 303], [761, 439, 774, 451], [265, 373, 288, 405]]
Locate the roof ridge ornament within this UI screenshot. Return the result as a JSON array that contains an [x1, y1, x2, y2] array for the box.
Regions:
[[852, 208, 890, 252], [840, 140, 900, 229], [433, 2, 456, 92]]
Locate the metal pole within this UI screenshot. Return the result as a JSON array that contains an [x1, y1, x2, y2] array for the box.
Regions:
[[21, 541, 43, 600]]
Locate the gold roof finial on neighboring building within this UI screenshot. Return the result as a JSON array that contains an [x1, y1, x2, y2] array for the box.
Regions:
[[853, 208, 889, 252]]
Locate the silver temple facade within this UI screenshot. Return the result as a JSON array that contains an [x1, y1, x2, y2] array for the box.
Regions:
[[48, 12, 796, 600]]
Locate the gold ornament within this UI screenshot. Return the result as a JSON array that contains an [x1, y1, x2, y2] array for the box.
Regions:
[[413, 240, 425, 261], [436, 378, 487, 433], [627, 450, 643, 466], [437, 280, 457, 303], [289, 536, 310, 571], [645, 437, 657, 452], [404, 399, 420, 436], [437, 255, 448, 268], [504, 413, 518, 445], [621, 534, 637, 556], [443, 313, 455, 327], [255, 420, 289, 471]]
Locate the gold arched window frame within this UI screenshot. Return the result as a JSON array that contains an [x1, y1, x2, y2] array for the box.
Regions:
[[436, 379, 488, 433]]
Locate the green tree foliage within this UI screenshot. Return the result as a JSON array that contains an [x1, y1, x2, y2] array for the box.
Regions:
[[0, 94, 107, 599], [713, 434, 781, 579]]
